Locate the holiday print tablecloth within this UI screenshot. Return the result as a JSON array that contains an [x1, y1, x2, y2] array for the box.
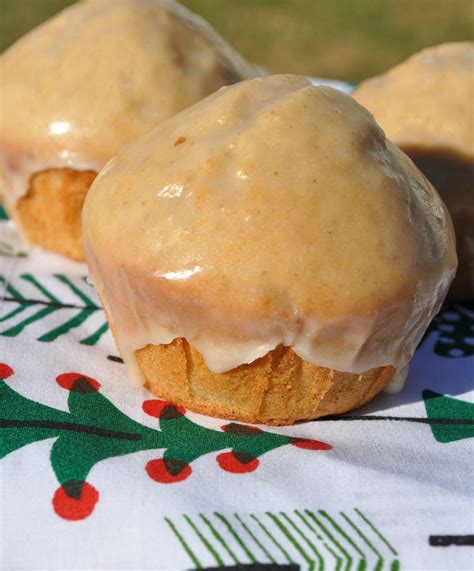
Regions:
[[1, 83, 473, 570]]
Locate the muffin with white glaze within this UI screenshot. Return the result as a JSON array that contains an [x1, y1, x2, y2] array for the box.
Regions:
[[83, 75, 457, 425], [354, 43, 474, 300], [0, 0, 258, 260]]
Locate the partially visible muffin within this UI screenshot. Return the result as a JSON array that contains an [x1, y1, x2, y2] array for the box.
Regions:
[[0, 0, 258, 259], [83, 75, 457, 425], [16, 169, 96, 260], [354, 43, 474, 300]]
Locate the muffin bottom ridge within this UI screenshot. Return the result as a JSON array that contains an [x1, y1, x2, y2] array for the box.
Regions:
[[136, 338, 395, 425]]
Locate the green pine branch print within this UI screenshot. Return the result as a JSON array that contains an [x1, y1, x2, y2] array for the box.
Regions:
[[165, 509, 400, 570], [0, 273, 108, 345], [0, 363, 332, 521]]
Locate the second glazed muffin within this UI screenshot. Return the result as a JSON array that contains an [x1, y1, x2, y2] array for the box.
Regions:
[[83, 75, 457, 425], [0, 0, 258, 259], [354, 43, 474, 300]]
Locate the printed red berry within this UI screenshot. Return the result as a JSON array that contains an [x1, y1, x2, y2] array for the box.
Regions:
[[290, 438, 332, 451], [216, 451, 260, 473], [0, 363, 14, 380], [52, 481, 99, 521], [56, 373, 101, 392], [146, 458, 191, 483], [142, 400, 186, 420]]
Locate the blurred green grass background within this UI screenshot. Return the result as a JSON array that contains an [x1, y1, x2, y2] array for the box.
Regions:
[[1, 0, 473, 82]]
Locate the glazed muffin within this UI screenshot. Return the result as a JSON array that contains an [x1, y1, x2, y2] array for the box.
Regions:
[[83, 75, 457, 425], [0, 0, 258, 260], [354, 43, 474, 300]]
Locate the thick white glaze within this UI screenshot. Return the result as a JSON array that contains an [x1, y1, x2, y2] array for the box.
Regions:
[[0, 0, 257, 217], [83, 75, 457, 387]]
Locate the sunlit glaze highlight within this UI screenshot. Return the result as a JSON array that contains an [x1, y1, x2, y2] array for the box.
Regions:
[[83, 75, 457, 388]]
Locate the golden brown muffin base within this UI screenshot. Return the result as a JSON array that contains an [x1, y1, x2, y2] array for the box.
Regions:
[[17, 168, 97, 260], [135, 338, 395, 425]]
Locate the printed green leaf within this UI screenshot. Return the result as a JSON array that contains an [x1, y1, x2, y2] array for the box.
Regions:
[[1, 380, 71, 457], [0, 203, 8, 220], [423, 390, 474, 443]]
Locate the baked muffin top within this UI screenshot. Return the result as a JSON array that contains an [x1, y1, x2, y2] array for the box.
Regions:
[[85, 74, 455, 318], [354, 42, 474, 161], [0, 0, 257, 165], [83, 75, 456, 374]]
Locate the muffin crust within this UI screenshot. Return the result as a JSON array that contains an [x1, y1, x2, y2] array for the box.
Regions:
[[137, 340, 395, 425], [17, 168, 96, 260]]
